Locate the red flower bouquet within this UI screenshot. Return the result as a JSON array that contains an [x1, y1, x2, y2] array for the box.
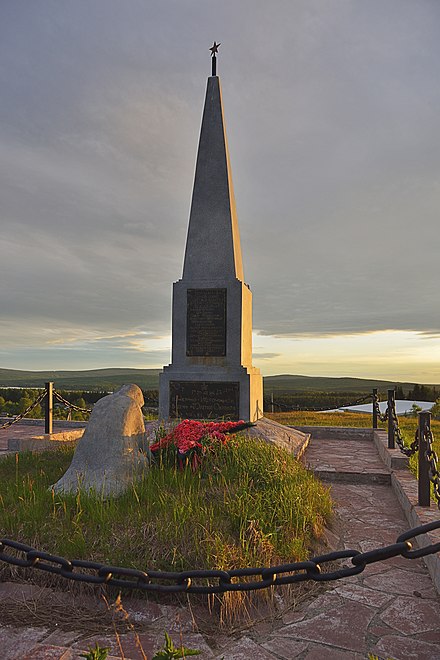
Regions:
[[150, 419, 255, 470]]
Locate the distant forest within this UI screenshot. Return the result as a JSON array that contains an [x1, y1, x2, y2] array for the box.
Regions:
[[264, 384, 439, 412], [0, 388, 159, 421], [0, 382, 438, 418]]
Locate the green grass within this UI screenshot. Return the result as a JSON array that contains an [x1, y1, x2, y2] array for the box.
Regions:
[[0, 436, 332, 576], [267, 410, 379, 428]]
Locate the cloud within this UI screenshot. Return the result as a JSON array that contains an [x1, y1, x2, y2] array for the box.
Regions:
[[253, 352, 281, 360], [0, 1, 439, 372]]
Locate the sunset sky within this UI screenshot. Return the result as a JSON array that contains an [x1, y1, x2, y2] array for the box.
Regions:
[[1, 1, 439, 383]]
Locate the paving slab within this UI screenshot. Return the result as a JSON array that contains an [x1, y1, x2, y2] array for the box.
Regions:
[[0, 626, 49, 660], [217, 635, 275, 659], [305, 436, 391, 484], [379, 594, 440, 634], [281, 600, 376, 653], [363, 567, 438, 598], [0, 421, 85, 455], [261, 635, 308, 657], [371, 634, 440, 660], [303, 645, 363, 659]]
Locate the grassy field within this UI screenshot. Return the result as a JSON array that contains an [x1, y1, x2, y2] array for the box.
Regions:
[[0, 435, 332, 611]]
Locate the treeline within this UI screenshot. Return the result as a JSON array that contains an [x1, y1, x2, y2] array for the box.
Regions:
[[0, 388, 93, 421], [263, 391, 370, 412], [0, 388, 159, 422], [1, 385, 438, 419], [264, 384, 440, 412], [399, 384, 439, 401]]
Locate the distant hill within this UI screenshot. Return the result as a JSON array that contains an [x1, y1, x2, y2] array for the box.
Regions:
[[0, 368, 161, 390], [263, 374, 430, 394], [0, 368, 437, 393]]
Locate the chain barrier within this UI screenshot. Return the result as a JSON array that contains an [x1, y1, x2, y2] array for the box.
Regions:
[[373, 391, 388, 422], [390, 402, 419, 457], [424, 427, 440, 509], [54, 390, 158, 415], [384, 398, 440, 509], [0, 521, 439, 594], [143, 395, 159, 408], [53, 390, 92, 414], [323, 392, 373, 412], [0, 391, 47, 431]]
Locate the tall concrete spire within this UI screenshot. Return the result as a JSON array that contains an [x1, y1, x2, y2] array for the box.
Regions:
[[183, 76, 244, 282], [159, 60, 263, 422]]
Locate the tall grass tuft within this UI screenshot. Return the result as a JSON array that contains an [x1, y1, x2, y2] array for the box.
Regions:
[[0, 437, 332, 566], [0, 436, 332, 620]]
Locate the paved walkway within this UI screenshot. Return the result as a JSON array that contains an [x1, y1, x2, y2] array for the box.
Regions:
[[0, 429, 439, 658], [0, 422, 85, 456], [0, 423, 46, 452]]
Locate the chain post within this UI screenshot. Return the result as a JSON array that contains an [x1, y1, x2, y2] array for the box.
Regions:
[[372, 388, 378, 429], [387, 389, 395, 449], [45, 382, 53, 434], [418, 411, 431, 507]]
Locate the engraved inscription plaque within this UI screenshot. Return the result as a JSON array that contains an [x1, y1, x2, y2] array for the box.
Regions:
[[169, 381, 239, 419], [186, 288, 226, 356]]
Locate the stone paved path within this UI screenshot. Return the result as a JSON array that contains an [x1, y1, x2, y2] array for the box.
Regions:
[[0, 423, 46, 452], [0, 422, 85, 456], [305, 436, 391, 484], [0, 429, 439, 658]]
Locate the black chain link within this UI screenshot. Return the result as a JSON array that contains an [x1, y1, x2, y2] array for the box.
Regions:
[[373, 391, 389, 423], [1, 521, 439, 594], [391, 404, 419, 457], [53, 390, 92, 414], [386, 399, 439, 509], [0, 391, 47, 430], [142, 395, 159, 408], [318, 392, 373, 412], [269, 392, 373, 413], [424, 427, 440, 509]]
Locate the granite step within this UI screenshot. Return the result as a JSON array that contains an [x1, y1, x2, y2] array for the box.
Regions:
[[312, 468, 391, 484], [304, 436, 392, 485]]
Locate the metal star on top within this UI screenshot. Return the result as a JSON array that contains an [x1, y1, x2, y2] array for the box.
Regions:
[[210, 41, 221, 56]]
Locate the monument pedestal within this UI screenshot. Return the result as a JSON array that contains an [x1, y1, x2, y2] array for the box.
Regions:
[[159, 72, 263, 422], [159, 366, 262, 422]]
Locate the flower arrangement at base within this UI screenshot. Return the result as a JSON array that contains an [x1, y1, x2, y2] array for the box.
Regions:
[[150, 419, 255, 470]]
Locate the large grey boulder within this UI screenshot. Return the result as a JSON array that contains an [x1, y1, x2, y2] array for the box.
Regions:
[[52, 384, 149, 496], [245, 417, 310, 459]]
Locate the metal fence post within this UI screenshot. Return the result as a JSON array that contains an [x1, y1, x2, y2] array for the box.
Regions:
[[418, 411, 431, 507], [45, 381, 53, 435], [372, 388, 378, 429], [387, 389, 395, 449]]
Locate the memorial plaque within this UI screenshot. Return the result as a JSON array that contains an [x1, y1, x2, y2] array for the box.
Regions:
[[169, 381, 239, 419], [186, 288, 226, 356]]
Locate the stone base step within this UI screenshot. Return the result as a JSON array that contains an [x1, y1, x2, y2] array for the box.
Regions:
[[313, 469, 391, 485]]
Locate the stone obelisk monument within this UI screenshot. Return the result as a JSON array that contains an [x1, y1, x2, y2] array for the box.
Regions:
[[159, 44, 263, 421]]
